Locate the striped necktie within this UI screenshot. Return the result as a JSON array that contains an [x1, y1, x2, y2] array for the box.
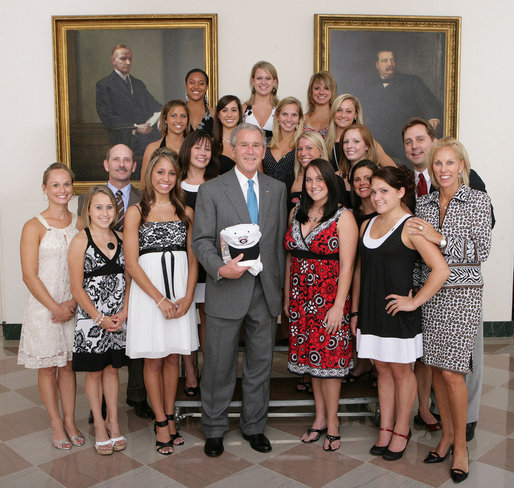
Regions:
[[115, 190, 125, 230]]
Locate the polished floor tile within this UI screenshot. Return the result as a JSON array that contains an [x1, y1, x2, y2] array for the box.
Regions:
[[0, 335, 511, 488], [478, 437, 514, 472]]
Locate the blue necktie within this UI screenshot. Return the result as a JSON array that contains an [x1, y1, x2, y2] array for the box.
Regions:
[[247, 180, 259, 225]]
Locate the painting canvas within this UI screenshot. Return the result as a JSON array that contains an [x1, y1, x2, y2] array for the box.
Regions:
[[315, 15, 460, 165], [53, 15, 218, 190]]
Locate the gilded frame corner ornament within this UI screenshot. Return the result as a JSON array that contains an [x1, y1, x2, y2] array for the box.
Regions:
[[314, 14, 461, 143], [53, 14, 218, 193]]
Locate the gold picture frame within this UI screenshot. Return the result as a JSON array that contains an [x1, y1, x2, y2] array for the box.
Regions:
[[53, 14, 218, 192], [314, 15, 460, 164]]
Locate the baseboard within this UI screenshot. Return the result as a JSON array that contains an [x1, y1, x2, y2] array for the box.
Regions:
[[1, 322, 22, 340], [484, 321, 514, 337], [2, 321, 513, 341]]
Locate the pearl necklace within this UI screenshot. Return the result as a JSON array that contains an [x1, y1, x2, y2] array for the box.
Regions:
[[152, 201, 172, 207], [223, 136, 231, 144]]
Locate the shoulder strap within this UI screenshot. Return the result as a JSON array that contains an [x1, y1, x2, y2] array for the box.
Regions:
[[35, 214, 51, 230], [84, 227, 94, 245]]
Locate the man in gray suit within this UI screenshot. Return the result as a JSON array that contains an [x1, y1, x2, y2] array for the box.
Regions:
[[78, 144, 153, 420], [192, 123, 287, 457]]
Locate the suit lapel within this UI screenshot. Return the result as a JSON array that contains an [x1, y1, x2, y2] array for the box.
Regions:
[[257, 174, 271, 228], [112, 72, 135, 100], [223, 169, 251, 223]]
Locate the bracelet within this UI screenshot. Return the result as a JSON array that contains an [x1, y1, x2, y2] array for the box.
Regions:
[[156, 297, 166, 308], [93, 311, 102, 323], [350, 312, 359, 318], [94, 312, 105, 325], [97, 313, 105, 325]]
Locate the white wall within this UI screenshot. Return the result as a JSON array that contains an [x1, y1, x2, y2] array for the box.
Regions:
[[1, 0, 513, 322]]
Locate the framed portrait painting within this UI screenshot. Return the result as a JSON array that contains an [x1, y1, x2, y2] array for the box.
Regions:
[[314, 15, 461, 165], [53, 14, 218, 191]]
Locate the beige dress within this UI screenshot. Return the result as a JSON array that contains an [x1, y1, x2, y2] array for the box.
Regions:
[[18, 214, 78, 369]]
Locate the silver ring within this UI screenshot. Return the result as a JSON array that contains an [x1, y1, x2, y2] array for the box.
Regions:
[[419, 225, 423, 231]]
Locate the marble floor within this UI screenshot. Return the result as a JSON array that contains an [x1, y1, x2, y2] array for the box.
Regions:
[[0, 335, 512, 488]]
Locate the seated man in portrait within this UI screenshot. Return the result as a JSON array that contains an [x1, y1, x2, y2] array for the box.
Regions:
[[358, 49, 443, 165]]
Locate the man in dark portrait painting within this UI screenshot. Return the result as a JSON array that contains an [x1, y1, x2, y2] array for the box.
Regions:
[[358, 50, 443, 165], [96, 45, 162, 163], [192, 123, 287, 457], [78, 144, 153, 421]]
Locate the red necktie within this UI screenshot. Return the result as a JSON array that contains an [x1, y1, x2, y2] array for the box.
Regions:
[[417, 173, 428, 197]]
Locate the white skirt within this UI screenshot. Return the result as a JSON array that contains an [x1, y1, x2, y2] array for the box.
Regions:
[[357, 329, 422, 364], [126, 250, 199, 359]]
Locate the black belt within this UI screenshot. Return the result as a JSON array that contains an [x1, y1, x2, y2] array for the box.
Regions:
[[139, 245, 186, 299], [290, 249, 339, 261]]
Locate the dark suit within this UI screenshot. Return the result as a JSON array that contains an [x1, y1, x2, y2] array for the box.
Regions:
[[96, 71, 162, 156], [358, 73, 443, 164], [77, 184, 146, 402], [192, 169, 287, 437]]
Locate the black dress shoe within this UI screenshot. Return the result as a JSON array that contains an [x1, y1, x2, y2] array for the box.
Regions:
[[126, 399, 155, 419], [423, 445, 452, 463], [204, 437, 224, 457], [466, 421, 477, 442], [242, 432, 272, 453]]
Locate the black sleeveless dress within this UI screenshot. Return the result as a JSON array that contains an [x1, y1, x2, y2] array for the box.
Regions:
[[357, 214, 422, 363]]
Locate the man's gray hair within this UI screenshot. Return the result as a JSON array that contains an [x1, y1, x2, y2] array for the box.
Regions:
[[230, 123, 266, 147]]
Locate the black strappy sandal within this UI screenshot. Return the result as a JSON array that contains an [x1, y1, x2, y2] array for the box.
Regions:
[[154, 419, 173, 456], [166, 414, 184, 446]]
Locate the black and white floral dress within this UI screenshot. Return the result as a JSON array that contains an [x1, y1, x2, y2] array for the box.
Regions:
[[126, 220, 199, 359], [72, 228, 128, 372]]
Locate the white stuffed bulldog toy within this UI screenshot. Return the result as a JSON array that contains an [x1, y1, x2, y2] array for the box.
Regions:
[[220, 223, 263, 276]]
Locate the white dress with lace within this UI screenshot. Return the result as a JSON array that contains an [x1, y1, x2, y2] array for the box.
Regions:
[[18, 214, 78, 369]]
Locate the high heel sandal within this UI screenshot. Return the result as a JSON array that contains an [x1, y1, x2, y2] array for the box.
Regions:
[[382, 429, 411, 461], [67, 432, 85, 447], [414, 410, 442, 432], [154, 419, 173, 456], [370, 427, 393, 456], [345, 369, 374, 384], [184, 372, 201, 397], [50, 427, 72, 451], [106, 427, 127, 452], [166, 414, 184, 446], [95, 439, 113, 456], [450, 447, 469, 483]]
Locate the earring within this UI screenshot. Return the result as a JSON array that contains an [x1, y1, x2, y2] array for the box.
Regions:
[[185, 91, 189, 102], [251, 87, 256, 95], [43, 193, 48, 201], [164, 122, 168, 132], [204, 93, 209, 106], [271, 87, 277, 96]]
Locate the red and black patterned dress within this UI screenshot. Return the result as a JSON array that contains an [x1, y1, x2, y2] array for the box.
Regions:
[[285, 206, 353, 378]]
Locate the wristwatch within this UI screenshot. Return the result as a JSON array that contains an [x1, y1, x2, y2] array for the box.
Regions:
[[439, 235, 447, 249]]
